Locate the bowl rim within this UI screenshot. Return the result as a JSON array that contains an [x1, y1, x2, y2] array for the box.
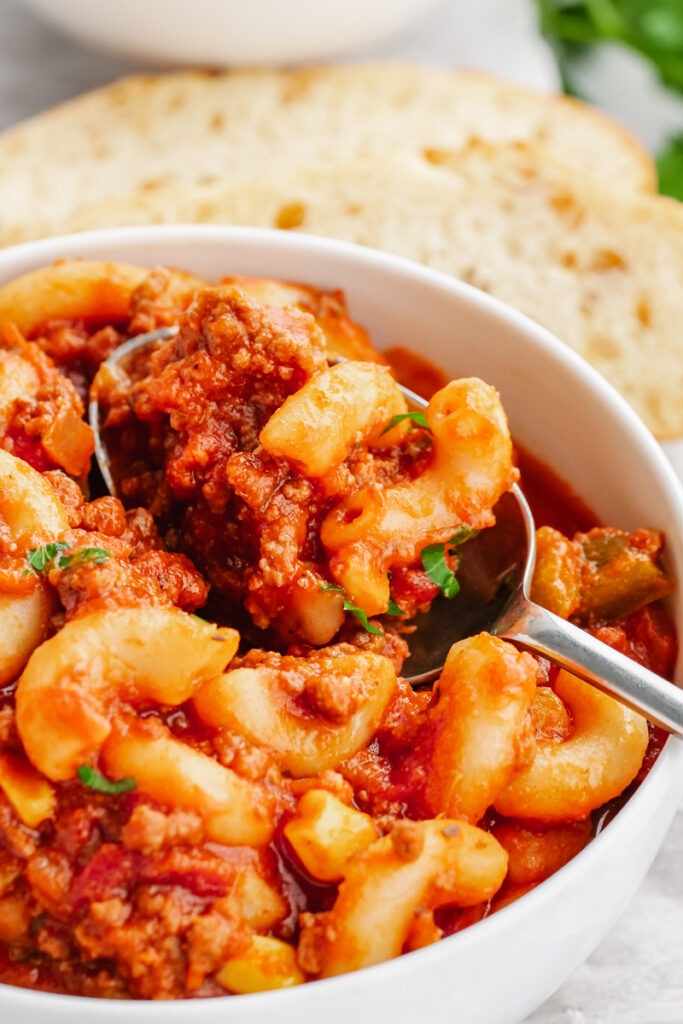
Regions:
[[1, 224, 682, 1015]]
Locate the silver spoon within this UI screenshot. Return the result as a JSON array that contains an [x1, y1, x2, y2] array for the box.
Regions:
[[89, 325, 181, 497], [90, 330, 683, 735]]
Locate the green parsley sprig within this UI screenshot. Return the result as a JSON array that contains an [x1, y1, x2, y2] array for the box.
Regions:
[[77, 765, 137, 795], [420, 526, 479, 600], [24, 543, 112, 576], [321, 584, 405, 633], [321, 584, 385, 635], [421, 544, 461, 599], [449, 526, 479, 547], [57, 547, 112, 570], [24, 541, 69, 574], [381, 411, 430, 435]]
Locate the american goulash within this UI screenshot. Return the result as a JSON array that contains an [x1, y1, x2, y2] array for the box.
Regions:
[[0, 261, 675, 999]]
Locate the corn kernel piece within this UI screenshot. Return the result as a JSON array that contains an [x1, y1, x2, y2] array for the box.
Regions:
[[232, 869, 287, 932], [284, 789, 377, 882], [0, 891, 30, 941], [0, 751, 55, 828], [216, 936, 305, 993]]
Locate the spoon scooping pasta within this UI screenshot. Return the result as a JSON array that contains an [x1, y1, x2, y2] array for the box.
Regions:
[[89, 328, 683, 736]]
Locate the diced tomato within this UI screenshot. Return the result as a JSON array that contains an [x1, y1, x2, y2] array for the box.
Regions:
[[4, 428, 55, 473], [139, 848, 235, 898], [390, 566, 440, 606], [69, 844, 139, 909], [590, 603, 677, 679], [637, 723, 669, 784], [624, 604, 677, 678]]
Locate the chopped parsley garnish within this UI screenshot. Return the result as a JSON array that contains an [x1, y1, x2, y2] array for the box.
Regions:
[[421, 543, 461, 599], [387, 597, 406, 616], [420, 527, 479, 599], [24, 541, 69, 574], [24, 543, 111, 576], [381, 411, 430, 435], [58, 547, 112, 570], [77, 765, 137, 795], [449, 526, 479, 548], [321, 584, 385, 636]]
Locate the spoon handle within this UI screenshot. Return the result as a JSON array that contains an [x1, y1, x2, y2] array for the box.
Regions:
[[497, 595, 683, 736]]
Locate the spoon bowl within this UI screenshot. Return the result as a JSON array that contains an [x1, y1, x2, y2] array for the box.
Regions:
[[403, 487, 526, 682]]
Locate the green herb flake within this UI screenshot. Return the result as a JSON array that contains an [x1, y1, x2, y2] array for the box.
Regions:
[[77, 765, 136, 795], [387, 597, 406, 616], [321, 584, 385, 635], [380, 411, 430, 436], [421, 526, 478, 598], [448, 526, 479, 551], [57, 547, 112, 570], [421, 543, 461, 599], [25, 543, 113, 576], [25, 541, 69, 575]]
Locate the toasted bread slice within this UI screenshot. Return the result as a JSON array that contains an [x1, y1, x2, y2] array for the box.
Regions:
[[48, 143, 683, 437], [0, 64, 655, 247]]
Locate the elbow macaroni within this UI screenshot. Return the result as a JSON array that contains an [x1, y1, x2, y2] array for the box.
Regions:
[[0, 260, 205, 340], [321, 377, 517, 614], [260, 361, 409, 476], [0, 450, 68, 684], [103, 719, 274, 846], [421, 633, 538, 823], [0, 448, 69, 550], [0, 349, 40, 432], [317, 819, 508, 978], [15, 607, 274, 844], [494, 669, 650, 823], [0, 260, 149, 337], [15, 606, 238, 780], [193, 651, 397, 777]]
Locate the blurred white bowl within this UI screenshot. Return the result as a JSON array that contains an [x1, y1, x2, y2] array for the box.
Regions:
[[18, 0, 446, 65], [0, 225, 682, 1023]]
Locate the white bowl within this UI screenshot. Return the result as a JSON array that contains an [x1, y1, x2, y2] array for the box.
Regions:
[[18, 0, 446, 65], [1, 225, 682, 1024]]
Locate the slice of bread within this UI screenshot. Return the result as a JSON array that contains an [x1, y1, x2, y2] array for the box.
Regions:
[[48, 143, 683, 438], [0, 64, 655, 247]]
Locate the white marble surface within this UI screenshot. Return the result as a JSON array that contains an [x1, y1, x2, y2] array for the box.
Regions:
[[0, 1, 682, 1021]]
